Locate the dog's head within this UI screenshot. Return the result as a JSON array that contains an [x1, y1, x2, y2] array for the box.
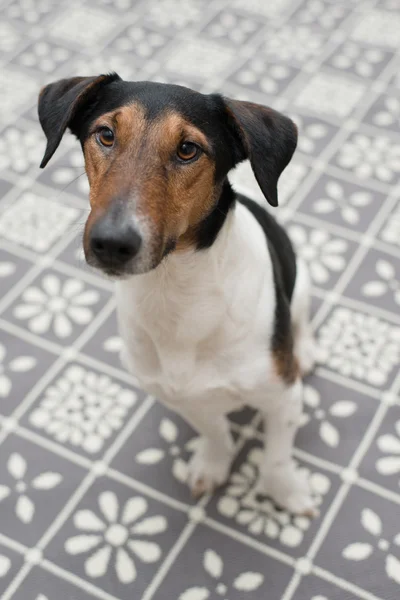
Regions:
[[38, 73, 297, 277]]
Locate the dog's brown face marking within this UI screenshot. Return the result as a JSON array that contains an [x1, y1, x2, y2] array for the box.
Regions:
[[82, 104, 216, 263]]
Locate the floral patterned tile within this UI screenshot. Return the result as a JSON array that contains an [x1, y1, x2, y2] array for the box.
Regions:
[[324, 41, 394, 80], [0, 434, 86, 546], [207, 440, 339, 558], [163, 38, 236, 81], [315, 487, 400, 598], [152, 524, 294, 600], [46, 477, 187, 598], [350, 8, 400, 49], [228, 59, 300, 97], [3, 269, 111, 345], [363, 93, 400, 135], [261, 25, 328, 66], [36, 147, 89, 200], [141, 0, 209, 32], [294, 575, 360, 600], [296, 173, 387, 233], [0, 191, 82, 255], [331, 129, 400, 186], [49, 6, 120, 49], [296, 374, 379, 467], [81, 310, 125, 371], [289, 0, 350, 32], [21, 362, 144, 458], [358, 405, 400, 495], [343, 248, 400, 316], [316, 306, 400, 389], [4, 0, 56, 26], [379, 198, 400, 249], [199, 7, 265, 46], [108, 23, 171, 60], [289, 114, 339, 158], [0, 121, 46, 177], [287, 221, 358, 290], [10, 40, 75, 74], [0, 543, 24, 594], [0, 329, 56, 418]]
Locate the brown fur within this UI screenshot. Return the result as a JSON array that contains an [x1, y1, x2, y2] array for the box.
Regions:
[[83, 105, 216, 261], [273, 341, 300, 385]]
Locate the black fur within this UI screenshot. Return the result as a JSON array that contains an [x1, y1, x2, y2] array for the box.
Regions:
[[196, 180, 236, 250]]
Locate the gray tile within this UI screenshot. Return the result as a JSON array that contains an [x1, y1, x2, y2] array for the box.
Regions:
[[81, 311, 125, 371], [297, 173, 387, 233], [0, 329, 56, 417], [0, 247, 33, 300], [315, 486, 400, 599], [12, 566, 98, 600], [379, 198, 400, 248], [0, 434, 86, 546], [0, 121, 46, 177], [11, 40, 76, 75], [22, 361, 144, 458], [46, 476, 187, 598], [363, 92, 400, 135], [325, 42, 394, 80], [294, 574, 358, 600], [0, 543, 24, 595], [207, 440, 340, 558], [359, 404, 400, 495], [108, 23, 172, 60], [199, 8, 265, 46], [3, 268, 111, 345], [289, 0, 351, 32], [228, 58, 300, 97], [153, 524, 294, 600]]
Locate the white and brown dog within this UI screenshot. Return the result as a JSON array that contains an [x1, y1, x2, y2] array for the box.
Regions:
[[39, 73, 317, 515]]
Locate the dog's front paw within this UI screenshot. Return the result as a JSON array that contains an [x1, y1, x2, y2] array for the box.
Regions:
[[258, 463, 318, 517], [187, 438, 234, 498]]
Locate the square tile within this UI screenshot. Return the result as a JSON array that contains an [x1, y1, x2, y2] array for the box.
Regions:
[[343, 248, 400, 316], [0, 192, 81, 254], [351, 9, 400, 48], [0, 435, 86, 546], [36, 147, 89, 200], [234, 0, 294, 18], [0, 122, 45, 176], [207, 440, 339, 558], [0, 68, 38, 118], [46, 476, 187, 598], [229, 59, 299, 96], [164, 39, 235, 80], [317, 306, 400, 389], [0, 21, 24, 57], [289, 114, 339, 157], [4, 270, 110, 345], [0, 329, 56, 417], [81, 311, 124, 371], [11, 40, 75, 74], [4, 0, 56, 25], [287, 222, 357, 289], [295, 72, 366, 118], [12, 566, 97, 600], [297, 174, 387, 233], [50, 6, 119, 47], [22, 362, 144, 458], [363, 93, 400, 135], [108, 23, 171, 59], [294, 574, 361, 600], [326, 41, 394, 80], [316, 487, 400, 598], [290, 0, 350, 31], [359, 405, 400, 495], [143, 0, 207, 31], [200, 8, 265, 46], [332, 130, 400, 185], [152, 524, 294, 600], [296, 374, 379, 467], [379, 199, 400, 248], [262, 25, 327, 64]]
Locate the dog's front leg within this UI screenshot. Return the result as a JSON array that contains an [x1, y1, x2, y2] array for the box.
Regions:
[[258, 379, 317, 516], [176, 405, 235, 498]]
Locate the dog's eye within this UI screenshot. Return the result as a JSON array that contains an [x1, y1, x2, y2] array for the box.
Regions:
[[96, 127, 115, 148], [177, 142, 199, 162]]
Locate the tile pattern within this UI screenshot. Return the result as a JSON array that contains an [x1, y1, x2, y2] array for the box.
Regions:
[[0, 0, 400, 599]]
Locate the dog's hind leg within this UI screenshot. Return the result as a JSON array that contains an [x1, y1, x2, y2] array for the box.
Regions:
[[291, 258, 317, 376]]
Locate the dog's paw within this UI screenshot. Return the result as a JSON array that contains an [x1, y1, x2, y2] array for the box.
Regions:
[[187, 438, 234, 498], [258, 463, 318, 517]]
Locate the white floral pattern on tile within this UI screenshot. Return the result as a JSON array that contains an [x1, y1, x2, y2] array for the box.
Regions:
[[17, 42, 72, 73], [233, 0, 293, 17], [376, 419, 400, 482], [0, 554, 11, 578], [296, 73, 365, 118], [0, 453, 62, 524], [301, 385, 357, 448], [113, 26, 168, 58], [330, 43, 386, 78], [337, 134, 400, 182], [6, 0, 53, 23], [289, 115, 331, 155], [166, 40, 234, 79], [318, 308, 400, 386], [65, 491, 167, 583], [136, 418, 197, 484], [0, 126, 45, 174], [217, 447, 330, 547], [289, 225, 348, 285], [14, 275, 100, 338], [0, 193, 80, 252], [179, 549, 264, 599], [372, 97, 400, 129], [313, 180, 372, 225], [0, 343, 36, 399], [362, 259, 400, 306], [235, 60, 294, 94], [30, 365, 136, 453], [295, 0, 347, 29], [0, 262, 16, 279], [342, 508, 400, 585], [146, 0, 203, 28], [381, 205, 400, 247], [264, 25, 325, 63], [0, 23, 21, 53], [205, 11, 259, 44], [48, 150, 89, 196]]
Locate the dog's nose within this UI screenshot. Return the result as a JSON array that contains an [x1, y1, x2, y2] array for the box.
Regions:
[[90, 215, 142, 267]]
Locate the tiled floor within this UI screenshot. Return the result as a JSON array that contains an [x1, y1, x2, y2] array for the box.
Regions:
[[0, 0, 400, 599]]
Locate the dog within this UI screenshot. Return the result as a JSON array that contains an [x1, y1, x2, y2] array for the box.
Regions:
[[38, 73, 317, 515]]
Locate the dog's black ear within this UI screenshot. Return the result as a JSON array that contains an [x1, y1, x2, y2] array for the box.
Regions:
[[38, 73, 121, 168], [223, 98, 297, 207]]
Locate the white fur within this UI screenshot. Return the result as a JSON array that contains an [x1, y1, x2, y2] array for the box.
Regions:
[[116, 201, 317, 514]]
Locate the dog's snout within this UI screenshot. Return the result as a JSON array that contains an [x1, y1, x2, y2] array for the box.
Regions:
[[90, 214, 142, 268]]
